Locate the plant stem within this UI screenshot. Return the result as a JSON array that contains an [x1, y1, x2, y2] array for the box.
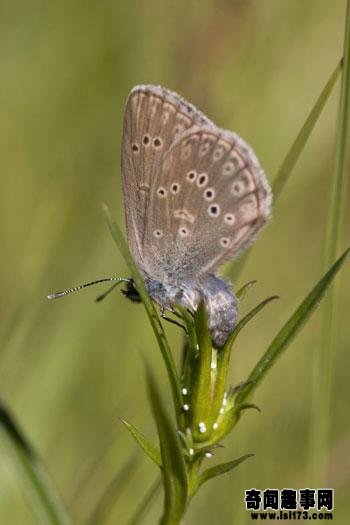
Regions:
[[311, 0, 350, 484]]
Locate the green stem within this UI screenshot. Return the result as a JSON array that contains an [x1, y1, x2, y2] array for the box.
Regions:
[[103, 207, 184, 427], [312, 0, 350, 484]]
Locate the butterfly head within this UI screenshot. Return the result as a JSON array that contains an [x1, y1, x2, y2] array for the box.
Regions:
[[121, 279, 142, 302]]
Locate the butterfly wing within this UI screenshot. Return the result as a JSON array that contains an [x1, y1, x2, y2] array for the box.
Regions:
[[121, 85, 271, 280], [121, 85, 212, 268]]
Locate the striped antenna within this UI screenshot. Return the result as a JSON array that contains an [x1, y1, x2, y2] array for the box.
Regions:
[[47, 278, 130, 300]]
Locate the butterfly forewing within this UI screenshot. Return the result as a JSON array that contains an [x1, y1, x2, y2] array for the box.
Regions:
[[121, 85, 271, 279], [121, 85, 211, 266]]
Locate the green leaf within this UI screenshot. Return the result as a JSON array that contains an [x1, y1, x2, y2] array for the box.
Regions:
[[86, 453, 139, 525], [223, 295, 279, 355], [210, 299, 277, 433], [0, 400, 72, 525], [147, 367, 188, 525], [314, 2, 350, 484], [213, 295, 279, 415], [128, 477, 162, 525], [103, 205, 183, 427], [191, 303, 216, 441], [236, 280, 257, 301], [194, 301, 212, 353], [236, 246, 350, 407], [120, 418, 162, 467], [193, 454, 254, 494], [177, 306, 197, 353], [272, 60, 342, 200], [177, 306, 198, 401], [235, 403, 261, 414]]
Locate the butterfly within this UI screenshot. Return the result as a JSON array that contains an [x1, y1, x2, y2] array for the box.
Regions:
[[120, 85, 271, 347]]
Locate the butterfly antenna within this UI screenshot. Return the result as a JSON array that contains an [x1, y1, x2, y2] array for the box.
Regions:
[[95, 281, 124, 303], [47, 278, 130, 300]]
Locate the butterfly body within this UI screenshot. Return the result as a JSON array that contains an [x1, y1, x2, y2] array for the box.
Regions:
[[121, 85, 271, 347]]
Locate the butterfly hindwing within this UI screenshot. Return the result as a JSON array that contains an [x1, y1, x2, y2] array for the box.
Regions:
[[141, 128, 271, 277], [121, 85, 271, 278]]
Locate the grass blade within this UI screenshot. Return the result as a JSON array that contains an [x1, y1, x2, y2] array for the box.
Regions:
[[193, 454, 254, 494], [103, 205, 183, 426], [0, 400, 72, 525], [230, 60, 342, 282], [223, 295, 279, 355], [128, 477, 162, 525], [120, 418, 162, 467], [147, 367, 188, 524], [86, 453, 139, 525], [235, 247, 350, 407], [236, 280, 257, 301], [272, 60, 342, 200], [313, 0, 350, 483]]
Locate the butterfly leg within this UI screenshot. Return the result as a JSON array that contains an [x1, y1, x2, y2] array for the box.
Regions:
[[160, 307, 187, 333], [95, 280, 130, 303]]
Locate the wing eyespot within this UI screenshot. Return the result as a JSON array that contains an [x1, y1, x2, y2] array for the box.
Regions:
[[222, 161, 235, 176], [197, 173, 208, 187], [213, 146, 224, 161], [224, 213, 235, 225], [220, 237, 230, 248], [157, 186, 167, 198], [231, 181, 245, 196], [178, 227, 189, 238], [208, 204, 220, 218], [204, 188, 215, 201], [186, 170, 197, 182], [153, 137, 163, 148]]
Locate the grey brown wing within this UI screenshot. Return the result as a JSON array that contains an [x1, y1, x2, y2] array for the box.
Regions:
[[121, 85, 211, 269], [140, 125, 271, 279]]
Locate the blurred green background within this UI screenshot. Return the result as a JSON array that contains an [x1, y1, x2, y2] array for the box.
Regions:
[[1, 0, 349, 523]]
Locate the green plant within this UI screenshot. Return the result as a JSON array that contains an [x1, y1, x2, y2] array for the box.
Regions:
[[1, 5, 349, 520], [106, 211, 349, 524]]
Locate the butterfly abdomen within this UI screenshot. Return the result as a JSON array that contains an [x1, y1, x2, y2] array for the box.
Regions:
[[144, 272, 236, 348], [199, 274, 237, 348]]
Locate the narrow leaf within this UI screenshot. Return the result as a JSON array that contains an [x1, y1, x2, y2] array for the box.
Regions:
[[192, 296, 277, 441], [236, 403, 261, 414], [223, 295, 279, 355], [147, 367, 188, 524], [177, 306, 197, 353], [103, 206, 183, 426], [314, 1, 350, 483], [236, 247, 350, 406], [0, 401, 72, 525], [177, 306, 198, 399], [191, 303, 216, 440], [230, 60, 342, 282], [194, 301, 212, 353], [120, 418, 162, 467], [273, 60, 342, 200], [86, 454, 138, 525], [194, 454, 254, 493], [236, 280, 257, 301], [128, 477, 162, 525]]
